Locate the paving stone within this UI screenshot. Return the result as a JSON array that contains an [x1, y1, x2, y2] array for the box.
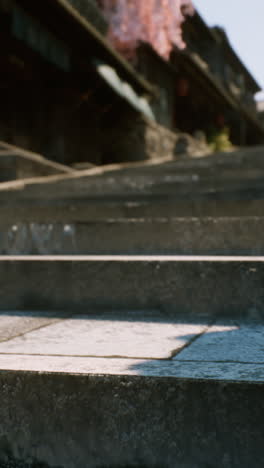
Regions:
[[0, 315, 208, 359], [1, 315, 263, 382], [0, 311, 71, 342], [175, 323, 264, 363]]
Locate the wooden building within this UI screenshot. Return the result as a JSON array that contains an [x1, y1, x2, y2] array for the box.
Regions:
[[0, 0, 158, 166], [1, 1, 263, 173], [134, 10, 264, 147]]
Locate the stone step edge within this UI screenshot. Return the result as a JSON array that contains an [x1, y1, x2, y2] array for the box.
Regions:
[[1, 255, 264, 262]]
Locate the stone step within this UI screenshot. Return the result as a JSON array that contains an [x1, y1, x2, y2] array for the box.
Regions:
[[1, 217, 264, 255], [2, 147, 264, 200], [0, 310, 263, 467], [117, 151, 264, 173], [1, 198, 264, 221], [2, 169, 264, 200], [0, 255, 263, 316]]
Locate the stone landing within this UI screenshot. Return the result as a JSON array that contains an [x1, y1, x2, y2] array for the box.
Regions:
[[0, 311, 264, 467], [0, 311, 264, 381]]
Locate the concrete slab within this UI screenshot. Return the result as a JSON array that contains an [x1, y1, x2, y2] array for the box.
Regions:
[[0, 255, 264, 316], [0, 315, 208, 359]]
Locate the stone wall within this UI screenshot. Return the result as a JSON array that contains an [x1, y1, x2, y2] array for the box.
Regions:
[[97, 112, 177, 164], [143, 117, 178, 160], [102, 113, 211, 164]]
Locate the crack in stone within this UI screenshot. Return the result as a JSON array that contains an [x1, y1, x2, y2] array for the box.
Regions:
[[169, 322, 215, 359]]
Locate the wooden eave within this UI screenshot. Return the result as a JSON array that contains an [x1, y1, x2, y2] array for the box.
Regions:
[[177, 50, 238, 109], [185, 12, 260, 94], [138, 43, 178, 77], [222, 43, 260, 93], [175, 50, 264, 136], [184, 11, 219, 44]]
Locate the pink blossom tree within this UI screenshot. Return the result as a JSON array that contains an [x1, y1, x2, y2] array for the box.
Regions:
[[98, 0, 194, 61]]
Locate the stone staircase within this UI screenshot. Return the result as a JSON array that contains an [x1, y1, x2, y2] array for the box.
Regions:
[[0, 147, 264, 467]]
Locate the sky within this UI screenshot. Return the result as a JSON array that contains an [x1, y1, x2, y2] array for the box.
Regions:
[[193, 0, 264, 99]]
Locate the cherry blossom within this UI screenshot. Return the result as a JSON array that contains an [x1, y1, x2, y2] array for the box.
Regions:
[[98, 0, 194, 60]]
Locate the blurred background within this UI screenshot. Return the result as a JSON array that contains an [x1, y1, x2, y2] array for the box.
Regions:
[[0, 0, 264, 175]]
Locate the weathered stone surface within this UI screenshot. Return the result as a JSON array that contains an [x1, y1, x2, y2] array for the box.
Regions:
[[0, 314, 264, 380], [175, 323, 264, 363], [1, 144, 264, 199], [3, 168, 264, 199], [1, 355, 264, 381], [0, 314, 207, 359], [2, 199, 264, 222], [0, 314, 264, 466], [2, 198, 264, 223], [1, 144, 264, 467], [0, 256, 264, 316], [111, 116, 180, 163], [1, 217, 264, 255], [0, 371, 264, 467], [0, 311, 71, 342]]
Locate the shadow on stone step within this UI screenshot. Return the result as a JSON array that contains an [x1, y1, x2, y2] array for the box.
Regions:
[[0, 309, 213, 324], [0, 436, 167, 467], [0, 461, 61, 468], [0, 463, 165, 468], [128, 324, 264, 381]]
